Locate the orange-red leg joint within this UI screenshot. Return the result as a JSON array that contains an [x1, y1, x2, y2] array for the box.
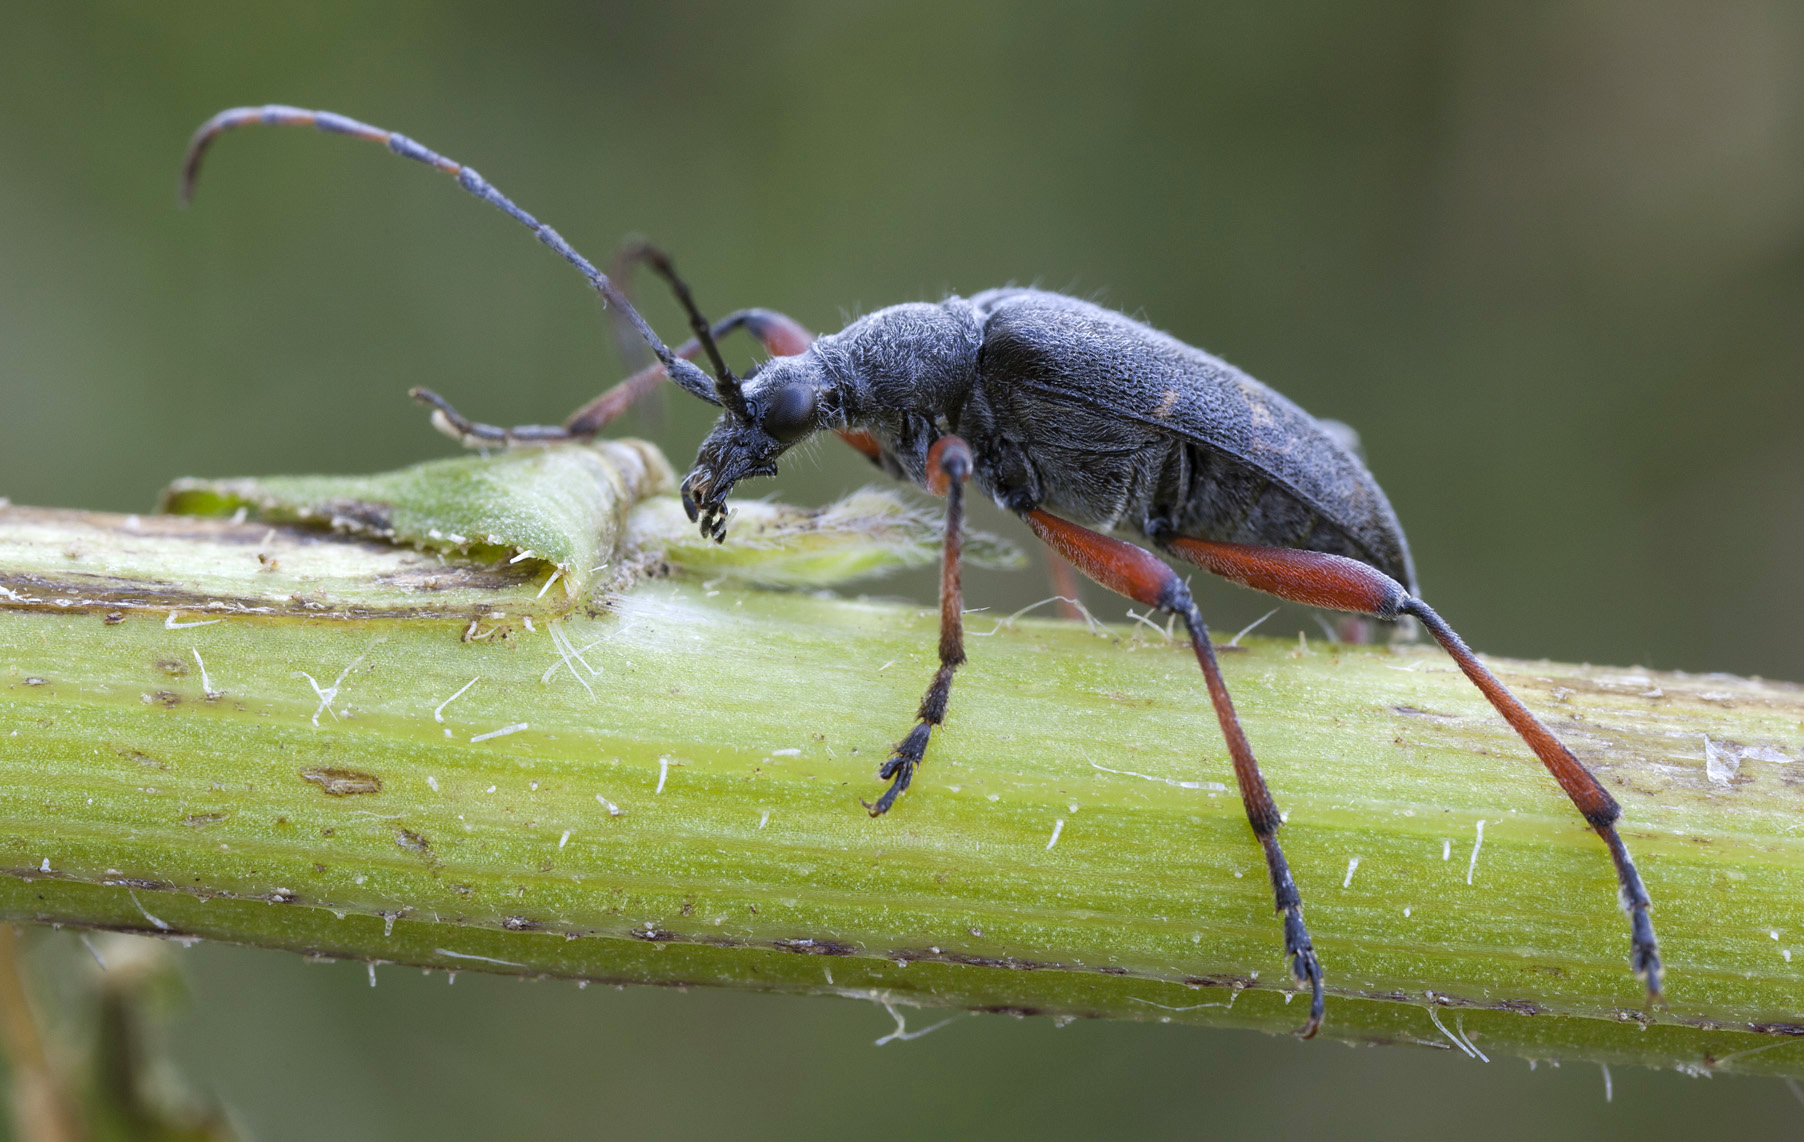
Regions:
[[926, 436, 974, 496]]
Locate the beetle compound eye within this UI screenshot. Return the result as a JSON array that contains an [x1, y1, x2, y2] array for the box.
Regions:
[[761, 383, 816, 444]]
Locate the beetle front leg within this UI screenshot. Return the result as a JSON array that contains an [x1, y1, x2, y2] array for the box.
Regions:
[[865, 436, 974, 817], [1025, 510, 1325, 1037]]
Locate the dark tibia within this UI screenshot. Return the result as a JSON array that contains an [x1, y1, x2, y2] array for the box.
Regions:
[[1163, 537, 1662, 997], [1025, 511, 1325, 1037], [865, 437, 972, 817]]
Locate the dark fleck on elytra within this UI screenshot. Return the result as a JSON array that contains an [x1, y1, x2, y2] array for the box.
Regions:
[[301, 767, 383, 796]]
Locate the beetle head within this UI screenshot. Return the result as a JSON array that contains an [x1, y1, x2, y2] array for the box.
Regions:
[[679, 355, 828, 541]]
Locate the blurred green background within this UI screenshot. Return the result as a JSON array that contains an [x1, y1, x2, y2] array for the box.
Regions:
[[2, 1, 1801, 1137]]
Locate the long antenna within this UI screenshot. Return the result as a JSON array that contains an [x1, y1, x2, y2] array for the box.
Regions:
[[180, 105, 747, 417]]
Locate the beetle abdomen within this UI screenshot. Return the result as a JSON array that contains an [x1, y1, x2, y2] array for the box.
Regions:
[[970, 289, 1417, 592]]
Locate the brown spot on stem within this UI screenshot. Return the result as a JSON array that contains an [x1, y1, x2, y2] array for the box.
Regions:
[[301, 767, 384, 796], [775, 938, 856, 956]]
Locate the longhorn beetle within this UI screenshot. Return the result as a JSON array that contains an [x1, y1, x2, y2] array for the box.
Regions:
[[180, 106, 1663, 1037]]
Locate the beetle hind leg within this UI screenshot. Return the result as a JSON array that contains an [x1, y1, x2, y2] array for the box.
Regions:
[[1401, 595, 1663, 998], [1162, 536, 1663, 1000], [1024, 509, 1326, 1037]]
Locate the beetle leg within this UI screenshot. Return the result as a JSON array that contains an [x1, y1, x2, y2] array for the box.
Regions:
[[578, 242, 889, 458], [864, 437, 974, 817], [407, 387, 571, 448], [407, 305, 814, 449], [413, 298, 884, 460], [1025, 510, 1326, 1038], [561, 307, 815, 436], [1044, 552, 1088, 622], [1163, 537, 1663, 999]]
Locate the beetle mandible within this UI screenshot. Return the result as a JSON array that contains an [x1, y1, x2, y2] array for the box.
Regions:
[[180, 106, 1663, 1037]]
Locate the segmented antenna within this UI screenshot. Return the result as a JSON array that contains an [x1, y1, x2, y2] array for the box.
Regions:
[[179, 105, 743, 416], [612, 240, 744, 409]]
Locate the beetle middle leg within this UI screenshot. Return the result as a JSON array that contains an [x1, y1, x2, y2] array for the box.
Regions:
[[1023, 509, 1326, 1038], [864, 436, 974, 817], [1162, 536, 1663, 999]]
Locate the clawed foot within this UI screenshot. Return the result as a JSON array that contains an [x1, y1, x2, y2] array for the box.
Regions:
[[1631, 908, 1664, 1004], [1283, 908, 1325, 1039], [862, 723, 930, 816]]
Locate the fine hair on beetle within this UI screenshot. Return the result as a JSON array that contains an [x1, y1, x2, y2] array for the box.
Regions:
[[180, 106, 1665, 1039]]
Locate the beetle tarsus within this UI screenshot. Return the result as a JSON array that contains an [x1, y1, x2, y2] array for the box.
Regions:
[[1284, 908, 1325, 1039], [1603, 825, 1663, 1000], [864, 724, 931, 816]]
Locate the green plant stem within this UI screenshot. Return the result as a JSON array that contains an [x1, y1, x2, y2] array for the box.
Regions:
[[2, 462, 1803, 1077]]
